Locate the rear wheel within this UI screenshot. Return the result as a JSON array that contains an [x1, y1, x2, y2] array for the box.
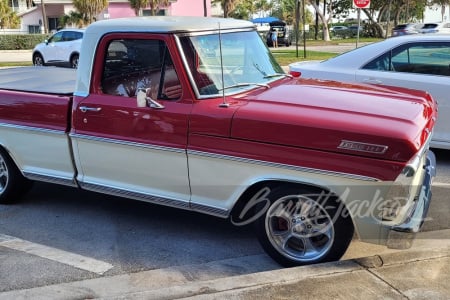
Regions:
[[0, 148, 32, 204], [33, 53, 44, 66], [70, 54, 79, 68], [255, 185, 354, 267]]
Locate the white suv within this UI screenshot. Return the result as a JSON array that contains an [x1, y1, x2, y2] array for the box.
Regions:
[[32, 29, 84, 68], [419, 22, 450, 34]]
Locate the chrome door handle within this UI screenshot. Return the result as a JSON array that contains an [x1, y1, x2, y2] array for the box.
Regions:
[[79, 106, 102, 113]]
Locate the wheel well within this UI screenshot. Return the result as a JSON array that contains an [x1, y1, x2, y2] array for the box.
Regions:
[[0, 144, 24, 177], [70, 52, 79, 60], [230, 180, 336, 226]]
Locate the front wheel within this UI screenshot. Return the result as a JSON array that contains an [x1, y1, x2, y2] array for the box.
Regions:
[[33, 53, 44, 66], [0, 148, 32, 204], [255, 186, 354, 267]]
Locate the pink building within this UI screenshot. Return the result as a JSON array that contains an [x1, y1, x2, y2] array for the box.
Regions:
[[9, 0, 212, 34]]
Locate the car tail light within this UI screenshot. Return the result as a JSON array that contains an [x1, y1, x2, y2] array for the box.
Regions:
[[289, 70, 301, 77]]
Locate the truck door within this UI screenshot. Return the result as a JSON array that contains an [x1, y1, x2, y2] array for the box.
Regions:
[[71, 35, 192, 207]]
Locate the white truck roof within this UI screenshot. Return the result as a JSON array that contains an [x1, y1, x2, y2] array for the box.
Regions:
[[85, 16, 255, 34]]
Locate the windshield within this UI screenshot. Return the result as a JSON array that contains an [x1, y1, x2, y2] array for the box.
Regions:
[[178, 30, 284, 97]]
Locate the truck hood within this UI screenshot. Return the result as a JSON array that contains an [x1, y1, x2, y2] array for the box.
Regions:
[[231, 78, 436, 162]]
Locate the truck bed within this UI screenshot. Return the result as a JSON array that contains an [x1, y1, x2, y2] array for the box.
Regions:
[[0, 66, 76, 95]]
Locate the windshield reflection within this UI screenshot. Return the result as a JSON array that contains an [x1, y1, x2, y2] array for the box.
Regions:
[[179, 31, 284, 97]]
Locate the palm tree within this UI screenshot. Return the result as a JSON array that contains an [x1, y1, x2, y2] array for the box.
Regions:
[[59, 11, 87, 28], [129, 0, 169, 16], [0, 0, 20, 29], [129, 0, 148, 16], [149, 0, 169, 16], [73, 0, 108, 24]]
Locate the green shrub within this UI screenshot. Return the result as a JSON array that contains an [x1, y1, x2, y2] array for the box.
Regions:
[[0, 34, 48, 50]]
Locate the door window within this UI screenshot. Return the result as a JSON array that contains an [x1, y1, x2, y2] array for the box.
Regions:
[[101, 39, 181, 99], [363, 42, 450, 76]]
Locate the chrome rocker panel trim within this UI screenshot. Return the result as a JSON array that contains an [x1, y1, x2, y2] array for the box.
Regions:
[[79, 181, 229, 218], [23, 171, 78, 187]]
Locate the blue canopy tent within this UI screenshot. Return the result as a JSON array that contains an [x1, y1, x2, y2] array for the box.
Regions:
[[251, 17, 280, 24]]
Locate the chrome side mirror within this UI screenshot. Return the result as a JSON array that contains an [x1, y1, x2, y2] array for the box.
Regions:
[[136, 88, 165, 109]]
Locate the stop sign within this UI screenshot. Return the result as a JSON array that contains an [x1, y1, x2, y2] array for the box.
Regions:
[[353, 0, 370, 9]]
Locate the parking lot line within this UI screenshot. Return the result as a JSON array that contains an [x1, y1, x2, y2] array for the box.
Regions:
[[0, 234, 113, 275], [433, 181, 450, 187]]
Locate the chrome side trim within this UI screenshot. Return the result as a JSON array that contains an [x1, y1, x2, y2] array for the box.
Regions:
[[70, 133, 186, 154], [0, 123, 65, 135], [79, 181, 190, 210], [190, 202, 229, 218], [23, 171, 77, 187], [188, 150, 380, 182]]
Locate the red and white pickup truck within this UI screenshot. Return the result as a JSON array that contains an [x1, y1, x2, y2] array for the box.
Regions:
[[0, 17, 437, 267]]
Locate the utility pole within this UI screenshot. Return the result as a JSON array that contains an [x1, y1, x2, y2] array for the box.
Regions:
[[315, 0, 319, 40], [303, 0, 306, 58], [295, 0, 300, 57], [41, 0, 48, 34]]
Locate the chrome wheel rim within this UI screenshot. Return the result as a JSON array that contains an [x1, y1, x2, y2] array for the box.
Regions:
[[0, 156, 8, 194], [265, 194, 335, 262]]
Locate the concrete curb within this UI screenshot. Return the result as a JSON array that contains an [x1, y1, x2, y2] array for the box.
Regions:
[[1, 229, 448, 300]]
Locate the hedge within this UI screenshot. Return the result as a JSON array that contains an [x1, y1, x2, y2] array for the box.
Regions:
[[0, 34, 48, 50]]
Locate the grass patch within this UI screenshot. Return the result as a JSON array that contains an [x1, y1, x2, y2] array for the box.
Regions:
[[271, 49, 337, 66], [0, 61, 33, 67]]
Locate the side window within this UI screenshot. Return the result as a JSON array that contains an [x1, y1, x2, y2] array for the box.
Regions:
[[391, 42, 450, 76], [63, 31, 82, 41], [101, 39, 181, 99], [363, 42, 450, 76], [62, 31, 75, 41], [48, 32, 63, 43], [362, 51, 393, 71]]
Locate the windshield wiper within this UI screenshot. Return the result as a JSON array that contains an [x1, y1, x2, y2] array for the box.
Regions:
[[218, 82, 270, 91], [263, 73, 294, 79]]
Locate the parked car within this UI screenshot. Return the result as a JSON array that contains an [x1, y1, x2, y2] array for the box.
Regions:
[[391, 23, 423, 36], [330, 26, 348, 33], [419, 22, 450, 34], [289, 34, 450, 149], [266, 20, 291, 47], [32, 28, 84, 68], [330, 26, 349, 38], [348, 25, 363, 37]]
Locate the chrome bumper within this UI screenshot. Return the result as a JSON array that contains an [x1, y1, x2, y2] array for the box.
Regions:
[[387, 151, 436, 249]]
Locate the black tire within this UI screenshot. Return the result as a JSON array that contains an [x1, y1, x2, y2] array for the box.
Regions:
[[70, 54, 79, 69], [255, 185, 354, 267], [0, 148, 33, 204], [33, 53, 44, 66]]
